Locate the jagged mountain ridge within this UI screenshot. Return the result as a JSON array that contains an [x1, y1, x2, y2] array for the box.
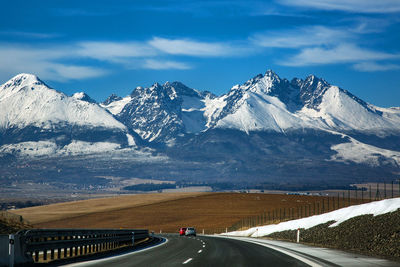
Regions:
[[102, 81, 216, 142], [102, 70, 400, 142], [0, 70, 399, 187]]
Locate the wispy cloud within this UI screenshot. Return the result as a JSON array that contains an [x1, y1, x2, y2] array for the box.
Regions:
[[250, 24, 400, 71], [353, 62, 400, 72], [143, 59, 191, 70], [0, 31, 61, 39], [251, 25, 351, 48], [0, 44, 107, 82], [0, 38, 202, 81], [77, 41, 156, 62], [281, 44, 400, 66], [278, 0, 400, 13], [148, 37, 246, 57]]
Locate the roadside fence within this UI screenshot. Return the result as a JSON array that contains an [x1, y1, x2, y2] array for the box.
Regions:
[[226, 180, 400, 233]]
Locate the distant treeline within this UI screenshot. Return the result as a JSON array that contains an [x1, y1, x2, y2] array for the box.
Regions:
[[123, 181, 364, 192], [123, 183, 176, 191], [0, 200, 44, 210]]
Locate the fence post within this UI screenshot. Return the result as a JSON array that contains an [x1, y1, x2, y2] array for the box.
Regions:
[[327, 197, 330, 211], [342, 192, 345, 206], [376, 183, 380, 200], [355, 188, 358, 203], [369, 185, 372, 201], [391, 181, 394, 198], [9, 234, 15, 267], [361, 188, 364, 203], [384, 181, 387, 199], [337, 193, 339, 209], [347, 190, 350, 205]]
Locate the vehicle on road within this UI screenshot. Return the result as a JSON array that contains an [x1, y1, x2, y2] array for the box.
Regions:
[[185, 227, 196, 236], [179, 227, 187, 236]]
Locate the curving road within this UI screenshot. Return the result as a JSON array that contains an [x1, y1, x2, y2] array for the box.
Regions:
[[65, 234, 313, 267]]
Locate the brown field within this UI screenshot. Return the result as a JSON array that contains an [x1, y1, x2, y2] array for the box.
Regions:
[[11, 192, 360, 233]]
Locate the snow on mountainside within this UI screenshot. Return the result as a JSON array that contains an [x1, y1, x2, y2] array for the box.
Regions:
[[0, 74, 136, 156], [72, 92, 97, 104], [1, 71, 399, 165], [106, 81, 215, 142], [98, 69, 400, 147], [209, 70, 400, 135], [101, 95, 132, 115], [331, 136, 400, 167], [0, 74, 125, 130]]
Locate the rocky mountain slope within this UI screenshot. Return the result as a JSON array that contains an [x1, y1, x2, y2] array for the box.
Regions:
[[101, 70, 400, 142], [0, 70, 399, 188], [0, 74, 137, 156]]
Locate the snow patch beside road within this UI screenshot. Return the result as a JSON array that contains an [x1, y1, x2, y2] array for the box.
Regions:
[[223, 198, 400, 238]]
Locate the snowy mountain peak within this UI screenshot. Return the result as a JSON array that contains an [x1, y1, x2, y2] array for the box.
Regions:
[[1, 73, 46, 92], [303, 74, 329, 89], [264, 69, 280, 80], [72, 92, 97, 103], [151, 82, 162, 89], [237, 70, 287, 96], [102, 94, 122, 105]]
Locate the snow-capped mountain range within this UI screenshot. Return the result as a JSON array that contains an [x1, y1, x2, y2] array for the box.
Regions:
[[101, 70, 400, 142], [0, 70, 399, 184]]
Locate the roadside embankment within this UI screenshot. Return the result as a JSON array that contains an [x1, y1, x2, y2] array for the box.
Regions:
[[267, 209, 400, 261]]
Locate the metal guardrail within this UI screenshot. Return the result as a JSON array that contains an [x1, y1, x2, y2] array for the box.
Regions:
[[3, 228, 148, 266]]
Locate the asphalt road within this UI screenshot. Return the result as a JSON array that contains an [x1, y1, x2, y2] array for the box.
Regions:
[[66, 234, 312, 267]]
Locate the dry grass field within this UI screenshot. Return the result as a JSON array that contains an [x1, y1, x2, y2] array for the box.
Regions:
[[11, 192, 359, 234]]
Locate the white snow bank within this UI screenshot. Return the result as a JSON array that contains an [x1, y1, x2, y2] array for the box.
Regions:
[[223, 198, 400, 238], [331, 137, 400, 166]]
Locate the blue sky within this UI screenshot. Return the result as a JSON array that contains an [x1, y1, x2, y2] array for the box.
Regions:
[[1, 0, 400, 107]]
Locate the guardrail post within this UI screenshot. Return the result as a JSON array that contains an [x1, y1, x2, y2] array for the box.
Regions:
[[9, 234, 15, 267]]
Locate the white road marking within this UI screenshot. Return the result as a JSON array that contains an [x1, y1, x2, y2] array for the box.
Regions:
[[198, 250, 202, 253], [183, 258, 193, 264]]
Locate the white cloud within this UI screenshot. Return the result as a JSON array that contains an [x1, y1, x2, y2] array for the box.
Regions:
[[0, 44, 106, 82], [77, 41, 156, 62], [281, 44, 400, 66], [148, 37, 244, 57], [251, 25, 351, 48], [353, 62, 400, 72], [251, 24, 400, 71], [279, 0, 400, 13], [0, 31, 61, 39], [143, 59, 191, 70]]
